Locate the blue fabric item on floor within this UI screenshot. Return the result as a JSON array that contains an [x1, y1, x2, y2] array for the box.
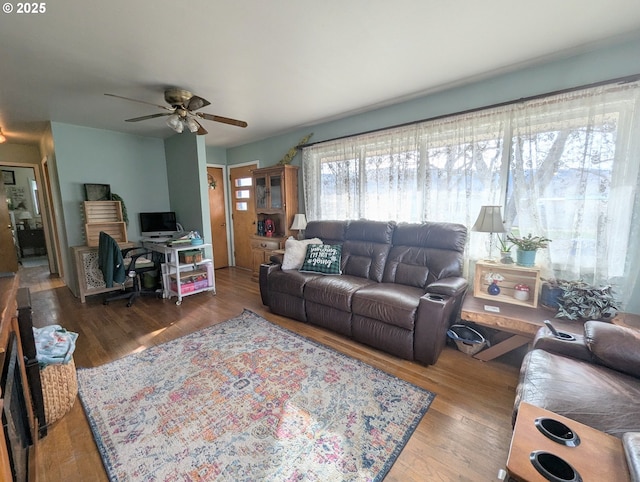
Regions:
[[33, 325, 78, 366]]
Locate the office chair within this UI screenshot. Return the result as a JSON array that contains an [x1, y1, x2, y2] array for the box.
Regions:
[[97, 231, 159, 307]]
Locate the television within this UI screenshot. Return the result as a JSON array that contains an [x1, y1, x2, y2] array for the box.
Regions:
[[139, 211, 179, 238]]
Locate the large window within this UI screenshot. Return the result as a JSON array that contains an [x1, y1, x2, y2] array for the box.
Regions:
[[302, 81, 640, 307]]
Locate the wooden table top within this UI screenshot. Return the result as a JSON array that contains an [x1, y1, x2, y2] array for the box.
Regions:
[[461, 295, 581, 337]]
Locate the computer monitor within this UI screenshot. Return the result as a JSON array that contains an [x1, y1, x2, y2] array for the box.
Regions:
[[139, 211, 179, 238]]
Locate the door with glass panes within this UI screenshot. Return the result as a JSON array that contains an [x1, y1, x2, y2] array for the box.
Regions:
[[229, 163, 257, 269]]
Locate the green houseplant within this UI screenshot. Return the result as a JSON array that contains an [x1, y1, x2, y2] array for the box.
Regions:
[[554, 281, 620, 321], [506, 233, 551, 267], [497, 236, 513, 264]]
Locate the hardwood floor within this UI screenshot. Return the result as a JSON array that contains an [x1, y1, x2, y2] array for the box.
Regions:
[[19, 265, 525, 481]]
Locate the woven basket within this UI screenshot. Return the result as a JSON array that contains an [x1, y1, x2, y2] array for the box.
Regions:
[[40, 358, 78, 426]]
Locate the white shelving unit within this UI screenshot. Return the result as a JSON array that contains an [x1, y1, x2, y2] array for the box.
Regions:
[[156, 243, 216, 305]]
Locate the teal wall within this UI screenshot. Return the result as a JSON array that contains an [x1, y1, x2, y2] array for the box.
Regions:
[[165, 133, 212, 259], [206, 146, 227, 165], [50, 122, 169, 290]]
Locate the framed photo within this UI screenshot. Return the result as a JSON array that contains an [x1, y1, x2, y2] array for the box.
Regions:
[[2, 170, 16, 185], [84, 183, 111, 201]]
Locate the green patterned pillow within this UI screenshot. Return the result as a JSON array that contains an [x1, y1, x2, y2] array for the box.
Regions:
[[299, 244, 342, 275]]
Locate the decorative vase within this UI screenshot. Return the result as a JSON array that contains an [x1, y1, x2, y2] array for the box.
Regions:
[[516, 249, 537, 267], [488, 281, 501, 296], [500, 251, 514, 264]]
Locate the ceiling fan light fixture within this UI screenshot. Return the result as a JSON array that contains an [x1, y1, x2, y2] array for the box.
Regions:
[[166, 114, 184, 133], [185, 117, 199, 133]]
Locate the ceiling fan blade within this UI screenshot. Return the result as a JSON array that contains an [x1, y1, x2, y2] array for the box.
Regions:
[[125, 113, 171, 122], [197, 112, 248, 128], [186, 95, 210, 111], [194, 119, 208, 136], [105, 93, 172, 111]]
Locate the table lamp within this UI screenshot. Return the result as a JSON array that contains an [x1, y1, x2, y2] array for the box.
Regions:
[[17, 210, 33, 230], [472, 205, 505, 261], [290, 214, 307, 240]]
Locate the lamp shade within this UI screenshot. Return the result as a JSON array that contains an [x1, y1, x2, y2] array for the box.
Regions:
[[290, 213, 307, 231], [17, 210, 33, 220], [472, 206, 505, 233]]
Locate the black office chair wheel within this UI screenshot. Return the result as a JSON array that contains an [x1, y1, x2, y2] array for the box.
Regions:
[[126, 302, 133, 307], [103, 300, 109, 305]]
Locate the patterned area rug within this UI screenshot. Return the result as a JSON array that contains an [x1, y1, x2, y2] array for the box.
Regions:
[[77, 309, 434, 481]]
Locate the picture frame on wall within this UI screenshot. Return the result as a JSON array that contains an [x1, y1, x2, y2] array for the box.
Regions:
[[84, 183, 111, 201], [2, 170, 16, 185]]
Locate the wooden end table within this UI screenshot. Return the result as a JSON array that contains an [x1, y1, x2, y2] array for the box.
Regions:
[[507, 402, 629, 481], [460, 296, 579, 362]]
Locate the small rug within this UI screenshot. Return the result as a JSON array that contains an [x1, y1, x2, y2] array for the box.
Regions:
[[77, 309, 434, 481]]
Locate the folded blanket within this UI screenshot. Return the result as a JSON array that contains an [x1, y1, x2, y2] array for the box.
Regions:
[[33, 325, 78, 366]]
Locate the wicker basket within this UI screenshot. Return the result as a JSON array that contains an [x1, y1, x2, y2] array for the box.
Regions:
[[447, 324, 487, 356], [40, 358, 78, 426]]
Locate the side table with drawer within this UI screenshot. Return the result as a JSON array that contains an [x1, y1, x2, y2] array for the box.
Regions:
[[250, 235, 285, 280]]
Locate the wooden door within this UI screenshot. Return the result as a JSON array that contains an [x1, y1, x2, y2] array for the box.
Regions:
[[229, 164, 257, 270], [207, 167, 229, 269], [0, 176, 19, 273]]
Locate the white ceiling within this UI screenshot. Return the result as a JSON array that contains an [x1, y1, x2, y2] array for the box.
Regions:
[[1, 0, 639, 148]]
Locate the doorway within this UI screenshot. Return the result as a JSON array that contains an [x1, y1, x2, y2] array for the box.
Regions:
[[0, 165, 48, 271], [229, 163, 257, 270], [207, 166, 229, 269]]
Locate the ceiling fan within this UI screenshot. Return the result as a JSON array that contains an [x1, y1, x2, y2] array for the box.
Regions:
[[105, 88, 248, 135]]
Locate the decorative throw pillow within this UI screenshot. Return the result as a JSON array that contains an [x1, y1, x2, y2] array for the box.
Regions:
[[300, 244, 342, 275], [281, 237, 323, 270]]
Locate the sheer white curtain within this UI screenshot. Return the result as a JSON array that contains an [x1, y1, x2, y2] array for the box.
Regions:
[[302, 81, 640, 307], [302, 109, 510, 260], [507, 83, 640, 303]]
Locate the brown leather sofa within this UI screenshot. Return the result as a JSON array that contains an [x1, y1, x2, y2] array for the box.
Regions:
[[259, 219, 468, 365], [514, 321, 640, 438]]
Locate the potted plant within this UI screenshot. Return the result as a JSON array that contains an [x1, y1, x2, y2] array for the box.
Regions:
[[540, 278, 570, 310], [497, 236, 513, 264], [507, 233, 551, 267], [555, 281, 620, 321]]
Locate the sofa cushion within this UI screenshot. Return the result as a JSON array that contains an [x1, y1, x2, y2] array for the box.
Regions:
[[341, 220, 394, 281], [515, 349, 640, 438], [383, 246, 430, 289], [304, 275, 374, 312], [281, 237, 323, 270], [268, 269, 322, 297], [352, 284, 423, 330], [305, 220, 348, 245], [585, 321, 640, 378], [300, 244, 342, 275]]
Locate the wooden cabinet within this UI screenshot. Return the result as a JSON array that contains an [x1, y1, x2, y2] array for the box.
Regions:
[[250, 165, 298, 279], [252, 165, 299, 238], [250, 236, 283, 279], [17, 229, 46, 257], [473, 260, 541, 308]]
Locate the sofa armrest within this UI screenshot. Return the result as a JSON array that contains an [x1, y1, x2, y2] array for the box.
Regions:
[[413, 290, 462, 365], [259, 262, 282, 306], [425, 276, 468, 297], [585, 321, 640, 378], [532, 327, 593, 362]]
